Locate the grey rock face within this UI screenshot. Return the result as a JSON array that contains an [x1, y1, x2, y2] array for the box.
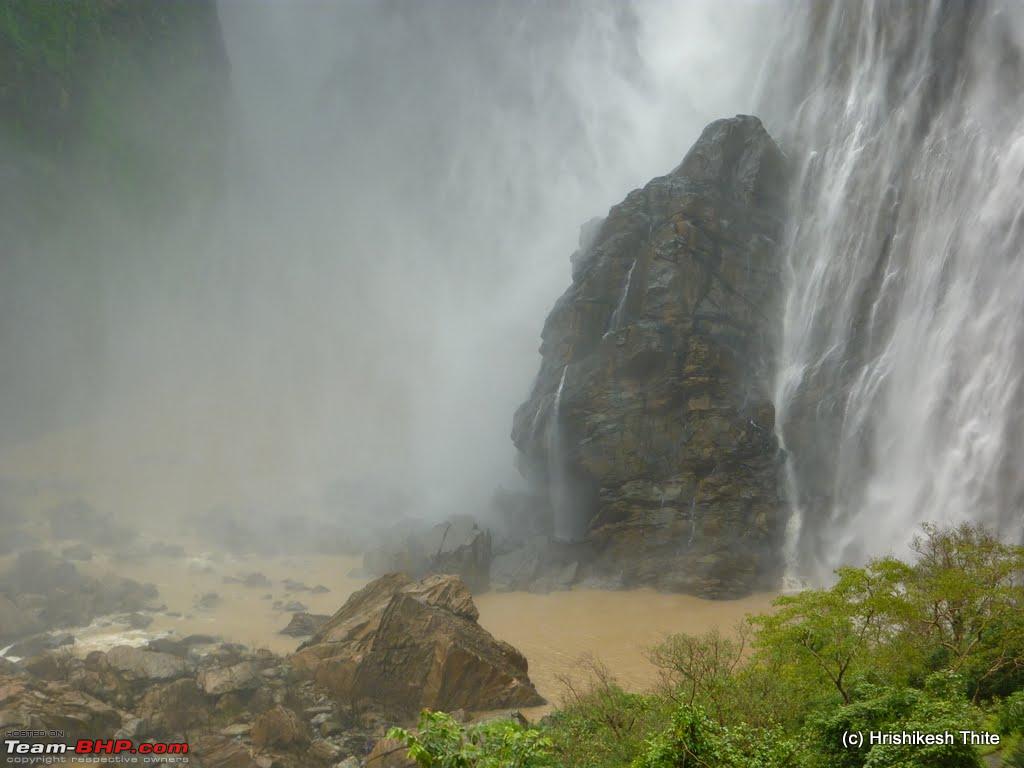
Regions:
[[512, 116, 788, 597], [363, 515, 493, 592]]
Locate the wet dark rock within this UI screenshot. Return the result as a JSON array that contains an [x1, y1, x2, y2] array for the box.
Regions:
[[0, 553, 160, 641], [511, 115, 788, 597], [279, 612, 330, 638], [0, 594, 42, 643], [243, 572, 272, 588], [6, 632, 74, 658], [195, 592, 223, 611], [364, 515, 493, 592]]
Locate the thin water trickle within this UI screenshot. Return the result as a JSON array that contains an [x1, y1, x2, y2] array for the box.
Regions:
[[603, 258, 637, 338]]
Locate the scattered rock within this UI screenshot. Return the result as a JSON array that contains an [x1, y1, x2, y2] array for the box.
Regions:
[[243, 572, 271, 588], [292, 573, 543, 717]]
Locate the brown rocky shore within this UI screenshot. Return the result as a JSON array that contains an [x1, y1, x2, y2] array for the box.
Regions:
[[0, 571, 536, 768]]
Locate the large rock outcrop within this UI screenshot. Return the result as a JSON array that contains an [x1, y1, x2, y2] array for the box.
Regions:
[[512, 115, 788, 597], [363, 516, 493, 592], [291, 573, 543, 717]]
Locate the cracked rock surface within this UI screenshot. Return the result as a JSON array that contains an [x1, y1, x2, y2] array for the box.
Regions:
[[512, 115, 788, 597]]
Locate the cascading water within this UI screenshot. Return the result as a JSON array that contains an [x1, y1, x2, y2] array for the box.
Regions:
[[604, 259, 637, 338], [765, 1, 1024, 583], [548, 365, 576, 542]]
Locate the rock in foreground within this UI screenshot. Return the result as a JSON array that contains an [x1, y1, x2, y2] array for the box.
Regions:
[[292, 573, 543, 717]]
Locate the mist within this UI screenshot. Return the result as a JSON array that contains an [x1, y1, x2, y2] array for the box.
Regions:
[[0, 1, 774, 549]]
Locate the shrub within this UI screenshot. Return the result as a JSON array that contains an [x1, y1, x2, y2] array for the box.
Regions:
[[631, 704, 799, 768], [387, 710, 555, 768]]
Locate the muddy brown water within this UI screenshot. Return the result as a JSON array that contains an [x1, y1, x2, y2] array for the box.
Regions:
[[61, 551, 776, 715], [1, 421, 777, 712]]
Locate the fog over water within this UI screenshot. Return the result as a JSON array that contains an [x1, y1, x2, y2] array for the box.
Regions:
[[0, 2, 775, 537]]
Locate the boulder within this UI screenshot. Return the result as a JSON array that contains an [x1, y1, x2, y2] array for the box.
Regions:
[[366, 737, 417, 767], [511, 115, 788, 597], [0, 594, 42, 643], [0, 673, 122, 737], [105, 646, 189, 681], [198, 661, 260, 695], [251, 705, 309, 749], [364, 515, 492, 592], [292, 573, 543, 717], [5, 632, 74, 658], [279, 612, 330, 637], [136, 678, 209, 736], [193, 734, 260, 768], [0, 552, 160, 639]]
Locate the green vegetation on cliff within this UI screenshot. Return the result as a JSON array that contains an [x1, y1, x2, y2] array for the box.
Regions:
[[394, 523, 1024, 767], [0, 0, 226, 226]]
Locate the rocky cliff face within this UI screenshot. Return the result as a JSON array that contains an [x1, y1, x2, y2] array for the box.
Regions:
[[512, 116, 787, 597]]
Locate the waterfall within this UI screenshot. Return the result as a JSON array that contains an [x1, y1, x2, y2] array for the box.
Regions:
[[766, 1, 1024, 582], [604, 259, 637, 338], [548, 366, 576, 542]]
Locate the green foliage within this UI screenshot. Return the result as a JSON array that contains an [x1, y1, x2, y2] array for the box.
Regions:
[[1, 0, 227, 228], [1000, 692, 1024, 735], [632, 704, 799, 768], [751, 559, 911, 707], [394, 525, 1024, 768], [546, 659, 669, 768], [804, 676, 982, 768], [387, 710, 555, 768]]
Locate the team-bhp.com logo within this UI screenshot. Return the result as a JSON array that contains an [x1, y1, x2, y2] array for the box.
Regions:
[[4, 737, 190, 764]]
